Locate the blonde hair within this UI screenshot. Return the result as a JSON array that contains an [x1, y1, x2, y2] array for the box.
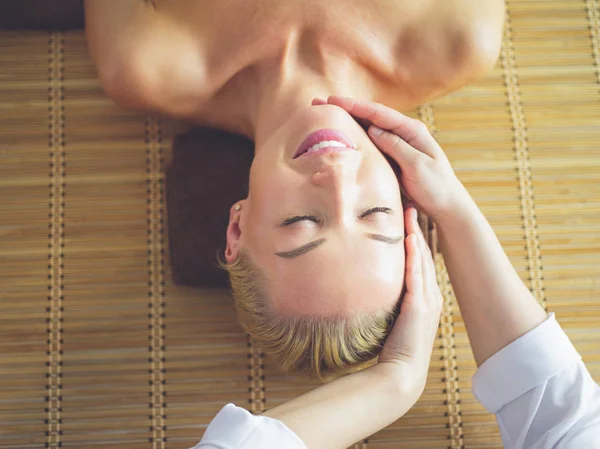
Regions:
[[219, 252, 400, 381]]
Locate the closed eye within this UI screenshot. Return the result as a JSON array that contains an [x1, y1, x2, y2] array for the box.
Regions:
[[279, 215, 320, 227], [359, 207, 393, 218], [279, 207, 392, 227]]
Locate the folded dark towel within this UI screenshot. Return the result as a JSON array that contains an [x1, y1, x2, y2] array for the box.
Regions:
[[0, 0, 84, 30], [166, 127, 254, 289]]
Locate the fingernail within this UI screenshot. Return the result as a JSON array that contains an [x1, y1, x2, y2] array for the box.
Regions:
[[370, 126, 383, 136]]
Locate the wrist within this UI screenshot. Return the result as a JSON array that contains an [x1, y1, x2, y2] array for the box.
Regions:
[[433, 185, 478, 231], [371, 363, 425, 407]]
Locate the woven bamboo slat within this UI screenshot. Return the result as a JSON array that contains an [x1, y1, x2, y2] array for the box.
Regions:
[[1, 1, 600, 447]]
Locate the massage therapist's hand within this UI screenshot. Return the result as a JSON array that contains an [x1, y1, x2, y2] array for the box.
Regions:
[[314, 96, 471, 222], [378, 206, 443, 400]]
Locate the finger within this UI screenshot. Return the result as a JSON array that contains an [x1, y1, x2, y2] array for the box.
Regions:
[[417, 229, 432, 298], [416, 223, 437, 300], [413, 230, 442, 337], [380, 232, 435, 366], [404, 206, 419, 238], [380, 233, 429, 365], [327, 96, 438, 154], [368, 125, 424, 168], [313, 97, 371, 130], [404, 233, 423, 297], [327, 96, 416, 139]]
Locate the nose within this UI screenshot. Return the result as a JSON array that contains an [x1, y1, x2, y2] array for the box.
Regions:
[[311, 163, 359, 222], [311, 163, 358, 188]]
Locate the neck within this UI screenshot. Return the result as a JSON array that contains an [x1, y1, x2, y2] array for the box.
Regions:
[[236, 37, 375, 149]]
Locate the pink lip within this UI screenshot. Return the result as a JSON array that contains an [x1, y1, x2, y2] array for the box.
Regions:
[[294, 129, 355, 159]]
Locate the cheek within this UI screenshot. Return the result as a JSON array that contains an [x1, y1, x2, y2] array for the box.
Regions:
[[249, 156, 288, 207], [360, 248, 406, 313], [360, 152, 403, 203], [383, 249, 406, 286], [250, 176, 299, 219], [247, 161, 306, 234], [364, 244, 406, 297]]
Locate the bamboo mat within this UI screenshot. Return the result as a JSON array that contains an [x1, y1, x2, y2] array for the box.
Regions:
[[1, 1, 600, 447]]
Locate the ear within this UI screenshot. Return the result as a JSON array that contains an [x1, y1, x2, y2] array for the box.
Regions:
[[225, 200, 247, 263]]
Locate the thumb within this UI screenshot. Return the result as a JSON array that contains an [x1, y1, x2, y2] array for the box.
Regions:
[[369, 125, 421, 168]]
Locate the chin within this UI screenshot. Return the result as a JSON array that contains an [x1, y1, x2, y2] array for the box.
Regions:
[[294, 103, 358, 130]]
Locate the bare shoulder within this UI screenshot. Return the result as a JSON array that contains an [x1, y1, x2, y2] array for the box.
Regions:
[[435, 0, 506, 77], [390, 0, 505, 105], [84, 0, 209, 116]]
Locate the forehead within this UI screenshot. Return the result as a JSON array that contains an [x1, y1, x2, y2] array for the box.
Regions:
[[259, 238, 405, 317]]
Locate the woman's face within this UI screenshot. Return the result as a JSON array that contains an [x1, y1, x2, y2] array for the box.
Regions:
[[226, 104, 405, 317]]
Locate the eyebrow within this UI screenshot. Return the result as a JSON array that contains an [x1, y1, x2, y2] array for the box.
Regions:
[[274, 238, 327, 259], [274, 234, 404, 259], [366, 233, 404, 244]]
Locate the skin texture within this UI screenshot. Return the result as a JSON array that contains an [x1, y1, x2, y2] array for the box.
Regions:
[[84, 0, 505, 317]]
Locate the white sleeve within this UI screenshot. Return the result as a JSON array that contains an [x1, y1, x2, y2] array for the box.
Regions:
[[472, 313, 600, 449], [191, 403, 307, 449]]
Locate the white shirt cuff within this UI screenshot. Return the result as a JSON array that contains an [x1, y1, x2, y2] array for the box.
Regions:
[[472, 313, 582, 413], [195, 403, 307, 449]]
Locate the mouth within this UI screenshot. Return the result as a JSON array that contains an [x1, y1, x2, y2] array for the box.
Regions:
[[294, 129, 356, 159]]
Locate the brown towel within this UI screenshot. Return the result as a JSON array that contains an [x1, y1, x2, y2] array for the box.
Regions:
[[0, 0, 84, 30], [166, 127, 253, 288]]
